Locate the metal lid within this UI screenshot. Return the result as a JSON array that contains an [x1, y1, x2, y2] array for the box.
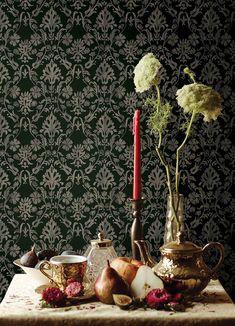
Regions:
[[160, 232, 202, 254], [90, 232, 112, 248]]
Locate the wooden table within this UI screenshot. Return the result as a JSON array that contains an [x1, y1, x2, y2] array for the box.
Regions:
[[0, 274, 235, 326]]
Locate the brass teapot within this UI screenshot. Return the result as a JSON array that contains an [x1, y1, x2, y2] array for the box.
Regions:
[[135, 233, 224, 296]]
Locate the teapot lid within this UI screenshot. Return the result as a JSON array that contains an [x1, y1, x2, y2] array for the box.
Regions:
[[90, 232, 112, 248], [160, 232, 202, 254]]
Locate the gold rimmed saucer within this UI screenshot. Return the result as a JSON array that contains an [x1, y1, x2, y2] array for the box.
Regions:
[[67, 287, 95, 302], [35, 281, 95, 302]]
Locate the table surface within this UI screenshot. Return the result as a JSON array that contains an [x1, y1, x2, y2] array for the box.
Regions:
[[0, 274, 235, 326]]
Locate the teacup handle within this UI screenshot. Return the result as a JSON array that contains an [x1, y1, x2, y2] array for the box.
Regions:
[[39, 261, 59, 287], [202, 242, 224, 279]]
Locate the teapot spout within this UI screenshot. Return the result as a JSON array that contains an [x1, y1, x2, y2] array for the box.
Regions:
[[134, 240, 156, 268]]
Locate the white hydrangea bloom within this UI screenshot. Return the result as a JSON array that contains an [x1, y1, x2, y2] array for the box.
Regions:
[[176, 83, 223, 122], [134, 53, 161, 93]]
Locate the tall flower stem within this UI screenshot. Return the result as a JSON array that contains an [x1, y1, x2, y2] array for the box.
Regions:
[[175, 109, 197, 196], [154, 84, 180, 236], [156, 83, 161, 110], [174, 69, 197, 214], [155, 147, 180, 234]]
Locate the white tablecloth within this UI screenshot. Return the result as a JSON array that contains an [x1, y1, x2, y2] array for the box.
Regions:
[[0, 274, 235, 326]]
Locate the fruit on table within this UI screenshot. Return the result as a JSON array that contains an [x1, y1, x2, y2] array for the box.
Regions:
[[37, 249, 57, 261], [20, 245, 38, 267], [130, 265, 164, 299], [113, 294, 133, 309], [110, 257, 143, 285], [94, 260, 130, 304]]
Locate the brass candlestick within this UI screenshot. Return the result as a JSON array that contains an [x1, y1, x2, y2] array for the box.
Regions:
[[131, 198, 143, 260]]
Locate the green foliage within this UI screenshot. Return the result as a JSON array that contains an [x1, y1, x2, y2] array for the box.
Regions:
[[146, 99, 172, 135], [40, 300, 56, 308]]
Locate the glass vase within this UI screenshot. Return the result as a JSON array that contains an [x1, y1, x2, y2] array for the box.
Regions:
[[84, 233, 117, 285], [163, 193, 185, 244]]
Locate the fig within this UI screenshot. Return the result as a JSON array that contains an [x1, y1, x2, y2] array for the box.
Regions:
[[113, 294, 133, 309], [61, 250, 77, 255], [37, 249, 57, 261], [20, 245, 38, 267]]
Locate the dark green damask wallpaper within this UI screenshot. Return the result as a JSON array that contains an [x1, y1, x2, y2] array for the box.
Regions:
[[0, 0, 234, 301]]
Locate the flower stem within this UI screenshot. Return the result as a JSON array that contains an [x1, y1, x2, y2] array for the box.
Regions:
[[156, 84, 161, 111], [155, 147, 180, 237], [153, 83, 180, 237], [183, 67, 196, 83], [154, 84, 162, 148], [175, 109, 197, 195]]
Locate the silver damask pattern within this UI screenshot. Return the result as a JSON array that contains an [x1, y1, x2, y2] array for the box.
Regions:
[[0, 0, 234, 301]]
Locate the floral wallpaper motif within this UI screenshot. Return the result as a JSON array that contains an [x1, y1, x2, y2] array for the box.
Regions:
[[0, 0, 234, 301]]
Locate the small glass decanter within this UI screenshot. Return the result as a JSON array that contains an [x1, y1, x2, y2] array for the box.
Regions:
[[85, 232, 117, 285], [163, 193, 185, 244]]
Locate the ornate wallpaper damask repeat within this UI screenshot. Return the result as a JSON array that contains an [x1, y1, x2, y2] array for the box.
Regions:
[[0, 0, 234, 301]]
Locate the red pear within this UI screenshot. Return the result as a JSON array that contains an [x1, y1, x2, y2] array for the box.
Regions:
[[94, 260, 130, 304]]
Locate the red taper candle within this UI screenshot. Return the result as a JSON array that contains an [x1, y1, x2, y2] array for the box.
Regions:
[[133, 109, 141, 200]]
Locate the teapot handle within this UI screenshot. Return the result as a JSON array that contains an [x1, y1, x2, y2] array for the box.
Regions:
[[202, 242, 224, 279]]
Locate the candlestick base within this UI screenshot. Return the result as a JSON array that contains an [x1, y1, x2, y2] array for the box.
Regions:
[[131, 198, 144, 261]]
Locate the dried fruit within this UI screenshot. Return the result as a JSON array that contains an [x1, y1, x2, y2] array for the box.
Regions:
[[20, 245, 38, 267], [113, 294, 133, 309], [37, 249, 57, 261]]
